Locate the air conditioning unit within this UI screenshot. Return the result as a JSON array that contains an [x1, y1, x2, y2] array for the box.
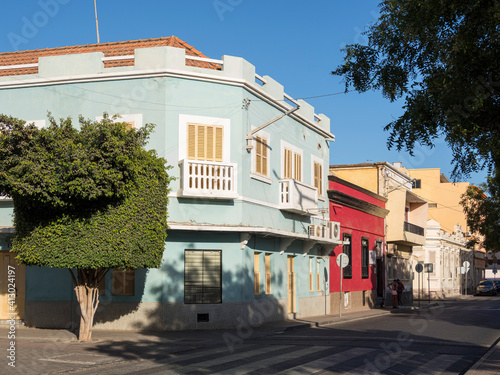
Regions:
[[309, 224, 326, 239], [308, 224, 317, 237], [328, 221, 341, 241]]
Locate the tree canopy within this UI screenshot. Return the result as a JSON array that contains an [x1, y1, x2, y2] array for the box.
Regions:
[[333, 0, 500, 179], [0, 114, 171, 341], [461, 174, 500, 253]]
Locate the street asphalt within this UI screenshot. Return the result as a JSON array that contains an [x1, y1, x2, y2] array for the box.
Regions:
[[0, 296, 497, 374]]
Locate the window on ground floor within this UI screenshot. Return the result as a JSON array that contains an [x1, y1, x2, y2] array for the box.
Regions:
[[265, 253, 271, 294], [361, 237, 369, 279], [309, 257, 314, 292], [316, 259, 321, 291], [184, 250, 222, 304], [254, 252, 260, 295], [112, 269, 135, 296], [343, 233, 352, 279]]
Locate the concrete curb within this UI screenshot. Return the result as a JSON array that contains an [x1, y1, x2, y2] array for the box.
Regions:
[[465, 337, 500, 374], [0, 301, 452, 344]]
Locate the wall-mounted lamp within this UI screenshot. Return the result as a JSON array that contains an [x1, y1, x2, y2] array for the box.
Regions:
[[245, 135, 253, 151]]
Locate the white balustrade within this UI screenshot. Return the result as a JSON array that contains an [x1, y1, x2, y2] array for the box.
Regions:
[[178, 159, 237, 199], [279, 179, 318, 215]]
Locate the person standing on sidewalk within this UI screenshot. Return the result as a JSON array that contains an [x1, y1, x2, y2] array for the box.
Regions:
[[396, 279, 404, 307], [388, 279, 398, 309]]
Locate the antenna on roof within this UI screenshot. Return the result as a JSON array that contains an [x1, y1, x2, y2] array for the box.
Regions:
[[94, 0, 100, 44]]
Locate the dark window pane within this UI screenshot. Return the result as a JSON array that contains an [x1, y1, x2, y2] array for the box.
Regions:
[[185, 250, 222, 304]]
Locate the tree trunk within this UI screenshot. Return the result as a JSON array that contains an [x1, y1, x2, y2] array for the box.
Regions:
[[69, 268, 108, 342]]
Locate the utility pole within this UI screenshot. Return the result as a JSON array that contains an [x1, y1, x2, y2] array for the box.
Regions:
[[94, 0, 100, 44]]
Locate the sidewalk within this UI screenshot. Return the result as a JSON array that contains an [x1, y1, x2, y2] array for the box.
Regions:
[[2, 300, 495, 373], [0, 303, 417, 344], [465, 338, 500, 375]]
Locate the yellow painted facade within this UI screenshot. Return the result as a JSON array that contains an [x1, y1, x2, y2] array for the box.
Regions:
[[330, 163, 427, 247], [329, 167, 379, 194], [403, 168, 470, 233]]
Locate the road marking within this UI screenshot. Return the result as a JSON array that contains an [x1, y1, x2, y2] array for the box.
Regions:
[[172, 345, 295, 372], [216, 346, 321, 374], [283, 347, 376, 375], [407, 354, 459, 374], [39, 353, 119, 365], [348, 350, 419, 374]]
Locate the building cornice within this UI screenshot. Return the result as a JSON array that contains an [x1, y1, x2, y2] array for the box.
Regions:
[[0, 67, 334, 139], [328, 174, 388, 203], [167, 223, 344, 245], [328, 189, 389, 219]]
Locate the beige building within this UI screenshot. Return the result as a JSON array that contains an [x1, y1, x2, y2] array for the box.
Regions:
[[330, 162, 428, 305], [413, 220, 472, 298], [403, 167, 483, 289]]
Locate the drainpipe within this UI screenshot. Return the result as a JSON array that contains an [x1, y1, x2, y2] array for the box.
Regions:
[[246, 106, 300, 151]]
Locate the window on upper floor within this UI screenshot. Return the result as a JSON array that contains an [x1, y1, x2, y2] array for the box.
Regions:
[[250, 129, 271, 183], [412, 179, 421, 189], [184, 250, 222, 304], [179, 114, 231, 164], [96, 114, 143, 129], [311, 155, 324, 197], [27, 120, 46, 129], [187, 123, 223, 162], [255, 136, 268, 176], [281, 141, 303, 182]]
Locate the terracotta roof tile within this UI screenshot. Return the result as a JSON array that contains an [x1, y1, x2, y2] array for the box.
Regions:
[[0, 36, 220, 77]]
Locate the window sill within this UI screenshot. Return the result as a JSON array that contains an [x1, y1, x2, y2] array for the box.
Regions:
[[250, 173, 272, 184]]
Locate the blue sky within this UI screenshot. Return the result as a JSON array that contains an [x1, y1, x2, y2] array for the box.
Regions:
[[0, 0, 487, 185]]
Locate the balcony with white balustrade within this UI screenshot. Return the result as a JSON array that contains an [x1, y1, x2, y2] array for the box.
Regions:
[[278, 179, 318, 215], [178, 159, 238, 199]]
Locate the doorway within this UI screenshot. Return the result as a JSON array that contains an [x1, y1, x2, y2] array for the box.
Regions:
[[287, 256, 296, 313], [0, 252, 25, 319]]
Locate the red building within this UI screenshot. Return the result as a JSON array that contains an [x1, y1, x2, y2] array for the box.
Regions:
[[328, 175, 388, 311]]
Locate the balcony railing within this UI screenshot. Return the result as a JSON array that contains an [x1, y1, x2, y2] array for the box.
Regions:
[[178, 159, 238, 199], [404, 221, 425, 236], [279, 179, 318, 215]]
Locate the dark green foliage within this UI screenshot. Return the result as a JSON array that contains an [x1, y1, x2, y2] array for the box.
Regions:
[[0, 114, 171, 269], [461, 173, 500, 252], [333, 0, 500, 179]]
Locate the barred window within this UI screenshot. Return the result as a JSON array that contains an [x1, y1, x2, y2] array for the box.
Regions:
[[343, 233, 352, 279], [361, 237, 369, 279], [185, 250, 222, 304]]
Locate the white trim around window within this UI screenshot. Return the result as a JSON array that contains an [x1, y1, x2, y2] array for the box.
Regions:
[[96, 113, 143, 129], [251, 128, 271, 182], [311, 154, 325, 200], [280, 140, 303, 180], [179, 114, 231, 163]]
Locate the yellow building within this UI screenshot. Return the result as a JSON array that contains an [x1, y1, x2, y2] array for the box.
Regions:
[[403, 167, 484, 289], [330, 162, 428, 305], [402, 168, 469, 232]]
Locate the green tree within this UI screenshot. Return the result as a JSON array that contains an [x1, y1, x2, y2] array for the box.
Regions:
[[461, 173, 500, 253], [0, 114, 171, 342], [333, 0, 500, 179]]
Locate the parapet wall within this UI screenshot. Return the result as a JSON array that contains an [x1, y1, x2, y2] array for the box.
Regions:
[[0, 46, 331, 133]]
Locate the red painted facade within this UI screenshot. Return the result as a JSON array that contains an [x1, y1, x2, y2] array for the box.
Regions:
[[329, 177, 386, 296]]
